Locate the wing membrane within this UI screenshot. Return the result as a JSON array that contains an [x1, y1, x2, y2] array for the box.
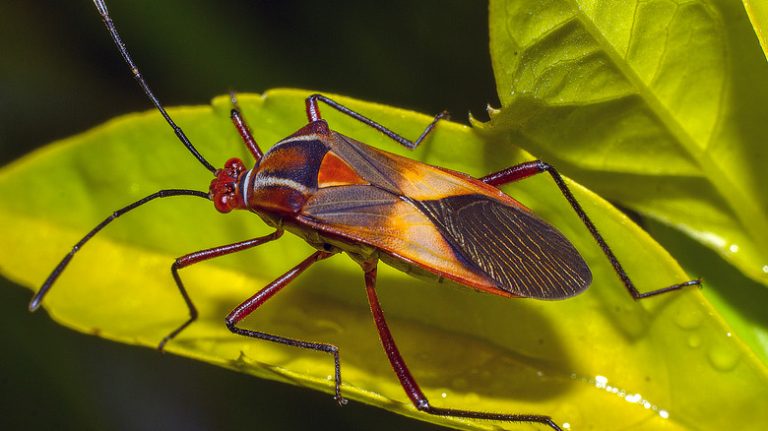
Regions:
[[416, 194, 591, 299]]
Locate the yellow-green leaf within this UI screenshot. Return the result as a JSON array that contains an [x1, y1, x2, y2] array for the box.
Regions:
[[484, 0, 768, 286], [743, 0, 768, 59], [1, 90, 765, 430], [646, 220, 768, 365]]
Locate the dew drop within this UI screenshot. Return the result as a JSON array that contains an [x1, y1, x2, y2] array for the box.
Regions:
[[762, 265, 768, 274], [707, 341, 741, 371], [674, 307, 703, 330], [581, 373, 670, 419], [687, 334, 702, 348], [594, 375, 608, 388], [728, 244, 739, 253]]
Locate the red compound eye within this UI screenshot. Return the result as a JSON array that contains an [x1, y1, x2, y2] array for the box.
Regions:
[[224, 158, 245, 173], [213, 193, 234, 213]]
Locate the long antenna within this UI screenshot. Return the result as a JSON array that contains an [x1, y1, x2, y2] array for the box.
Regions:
[[92, 0, 217, 174], [29, 189, 210, 312]]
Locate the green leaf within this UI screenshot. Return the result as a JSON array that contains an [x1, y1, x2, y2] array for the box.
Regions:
[[483, 0, 768, 286], [743, 0, 768, 59], [1, 90, 765, 430], [646, 220, 768, 365]]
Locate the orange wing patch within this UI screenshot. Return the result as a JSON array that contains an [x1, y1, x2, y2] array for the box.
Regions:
[[299, 186, 503, 296], [318, 151, 369, 188]]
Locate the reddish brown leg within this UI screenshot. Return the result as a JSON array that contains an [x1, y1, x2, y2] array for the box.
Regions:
[[363, 261, 562, 431], [159, 230, 285, 351], [229, 91, 264, 161], [481, 160, 701, 299], [304, 94, 449, 150], [225, 250, 347, 404]]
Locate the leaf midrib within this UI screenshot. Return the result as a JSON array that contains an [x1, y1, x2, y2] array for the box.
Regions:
[[560, 0, 768, 258]]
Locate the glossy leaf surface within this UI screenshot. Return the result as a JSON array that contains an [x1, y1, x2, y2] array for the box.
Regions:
[[484, 0, 768, 286], [743, 0, 768, 58]]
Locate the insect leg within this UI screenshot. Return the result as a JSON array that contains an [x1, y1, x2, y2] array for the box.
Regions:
[[29, 189, 210, 312], [363, 261, 563, 431], [159, 229, 285, 351], [305, 94, 449, 150], [480, 160, 701, 299], [229, 91, 264, 161], [225, 250, 347, 404]]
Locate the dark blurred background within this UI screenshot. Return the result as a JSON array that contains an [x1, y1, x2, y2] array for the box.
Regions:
[[0, 0, 497, 429]]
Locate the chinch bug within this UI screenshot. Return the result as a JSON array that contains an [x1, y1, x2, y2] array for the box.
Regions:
[[28, 1, 701, 430]]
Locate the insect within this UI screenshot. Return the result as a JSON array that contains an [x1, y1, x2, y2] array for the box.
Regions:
[[28, 1, 701, 430]]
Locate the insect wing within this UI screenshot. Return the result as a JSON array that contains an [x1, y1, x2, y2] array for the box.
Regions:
[[299, 184, 497, 292], [327, 132, 489, 201], [300, 133, 592, 299], [415, 194, 591, 299]]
